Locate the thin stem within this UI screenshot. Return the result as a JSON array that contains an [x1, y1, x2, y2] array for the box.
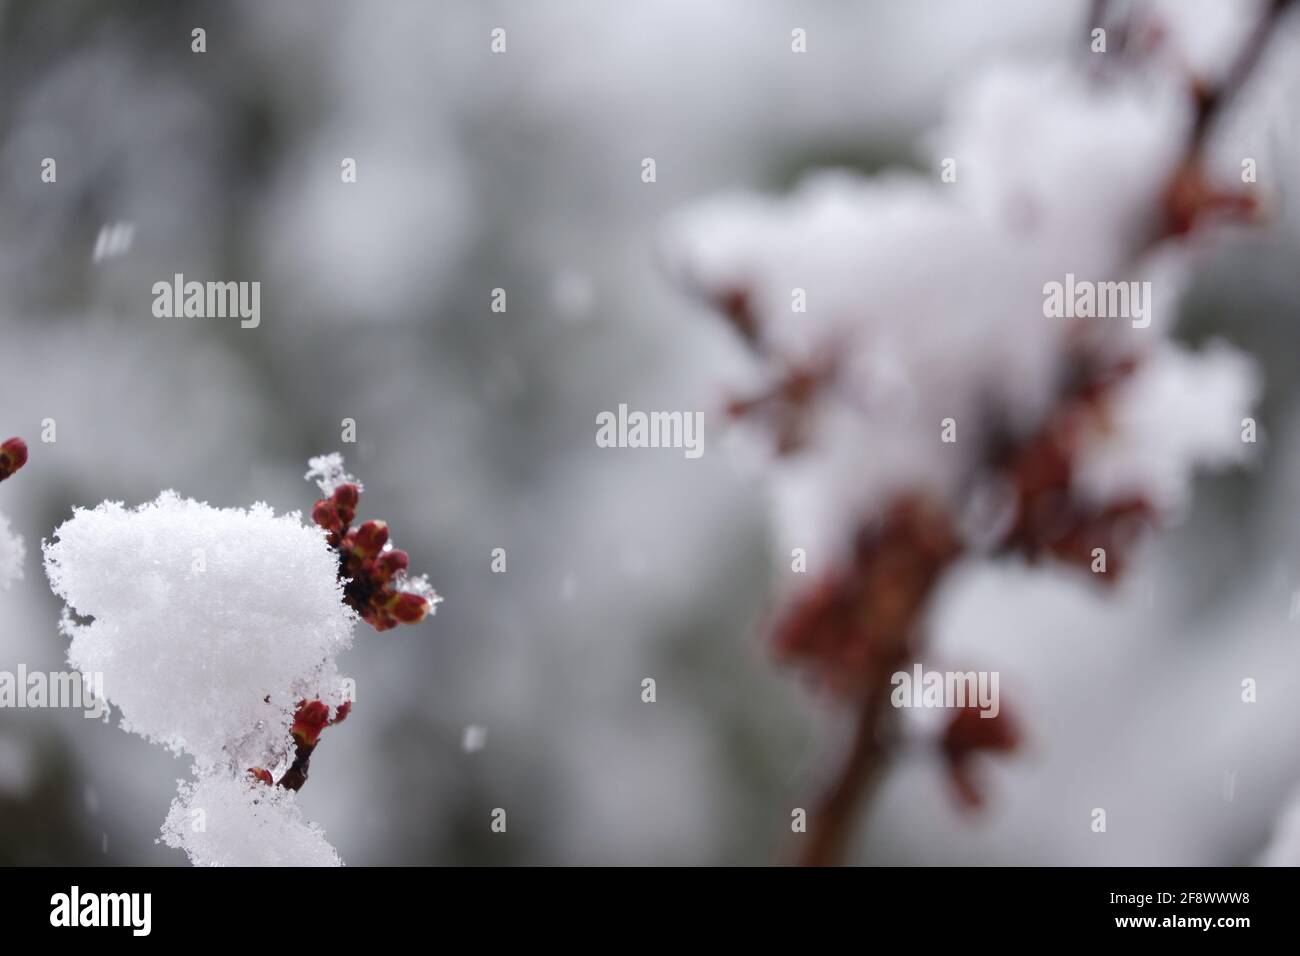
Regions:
[[1191, 0, 1295, 149], [1086, 0, 1109, 44], [277, 742, 314, 791], [796, 680, 895, 867]]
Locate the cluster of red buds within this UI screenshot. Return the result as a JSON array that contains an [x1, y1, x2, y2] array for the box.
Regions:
[[771, 493, 1026, 817], [773, 496, 962, 699], [765, 340, 1162, 837], [311, 482, 432, 631], [769, 495, 1028, 814], [247, 468, 434, 793], [992, 346, 1154, 579], [0, 437, 27, 483]]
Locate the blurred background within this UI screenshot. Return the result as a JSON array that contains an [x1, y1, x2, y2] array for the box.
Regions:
[[2, 0, 1300, 865]]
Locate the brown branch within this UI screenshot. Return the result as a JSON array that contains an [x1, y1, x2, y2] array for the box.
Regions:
[[775, 0, 1295, 868], [276, 742, 314, 792], [1190, 0, 1295, 150], [273, 698, 346, 792], [795, 680, 896, 866], [1085, 0, 1109, 45]]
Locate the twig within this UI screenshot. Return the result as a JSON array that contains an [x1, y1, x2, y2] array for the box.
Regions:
[[1191, 0, 1296, 149], [779, 0, 1295, 867], [277, 743, 313, 792], [796, 680, 895, 866]]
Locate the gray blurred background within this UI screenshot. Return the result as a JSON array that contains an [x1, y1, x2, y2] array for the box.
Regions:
[[2, 0, 1300, 865]]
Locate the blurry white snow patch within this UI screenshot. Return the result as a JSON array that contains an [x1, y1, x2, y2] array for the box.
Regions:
[[664, 170, 1065, 560], [161, 774, 342, 867], [934, 63, 1189, 264], [0, 509, 24, 588], [1074, 341, 1260, 515], [661, 53, 1266, 564], [43, 492, 355, 769]]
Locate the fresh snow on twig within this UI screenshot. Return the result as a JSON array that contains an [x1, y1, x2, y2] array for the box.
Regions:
[[44, 492, 355, 770]]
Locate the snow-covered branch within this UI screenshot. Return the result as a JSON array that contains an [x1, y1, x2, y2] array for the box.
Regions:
[[43, 453, 439, 866], [663, 0, 1287, 865]]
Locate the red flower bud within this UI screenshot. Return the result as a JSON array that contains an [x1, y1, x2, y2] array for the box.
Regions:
[[311, 499, 342, 533], [352, 520, 389, 558], [388, 591, 430, 625], [333, 700, 352, 724], [248, 768, 274, 786], [0, 437, 27, 482], [331, 483, 360, 527], [364, 607, 397, 631], [290, 699, 332, 747], [374, 549, 409, 582]]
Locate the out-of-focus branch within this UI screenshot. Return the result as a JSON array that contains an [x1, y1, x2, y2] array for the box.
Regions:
[[776, 499, 962, 864], [796, 676, 895, 866], [714, 0, 1296, 868], [1086, 0, 1110, 45], [1161, 0, 1293, 238], [1191, 0, 1296, 149]]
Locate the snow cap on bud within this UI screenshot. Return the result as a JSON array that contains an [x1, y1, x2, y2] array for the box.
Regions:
[[0, 437, 27, 482]]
